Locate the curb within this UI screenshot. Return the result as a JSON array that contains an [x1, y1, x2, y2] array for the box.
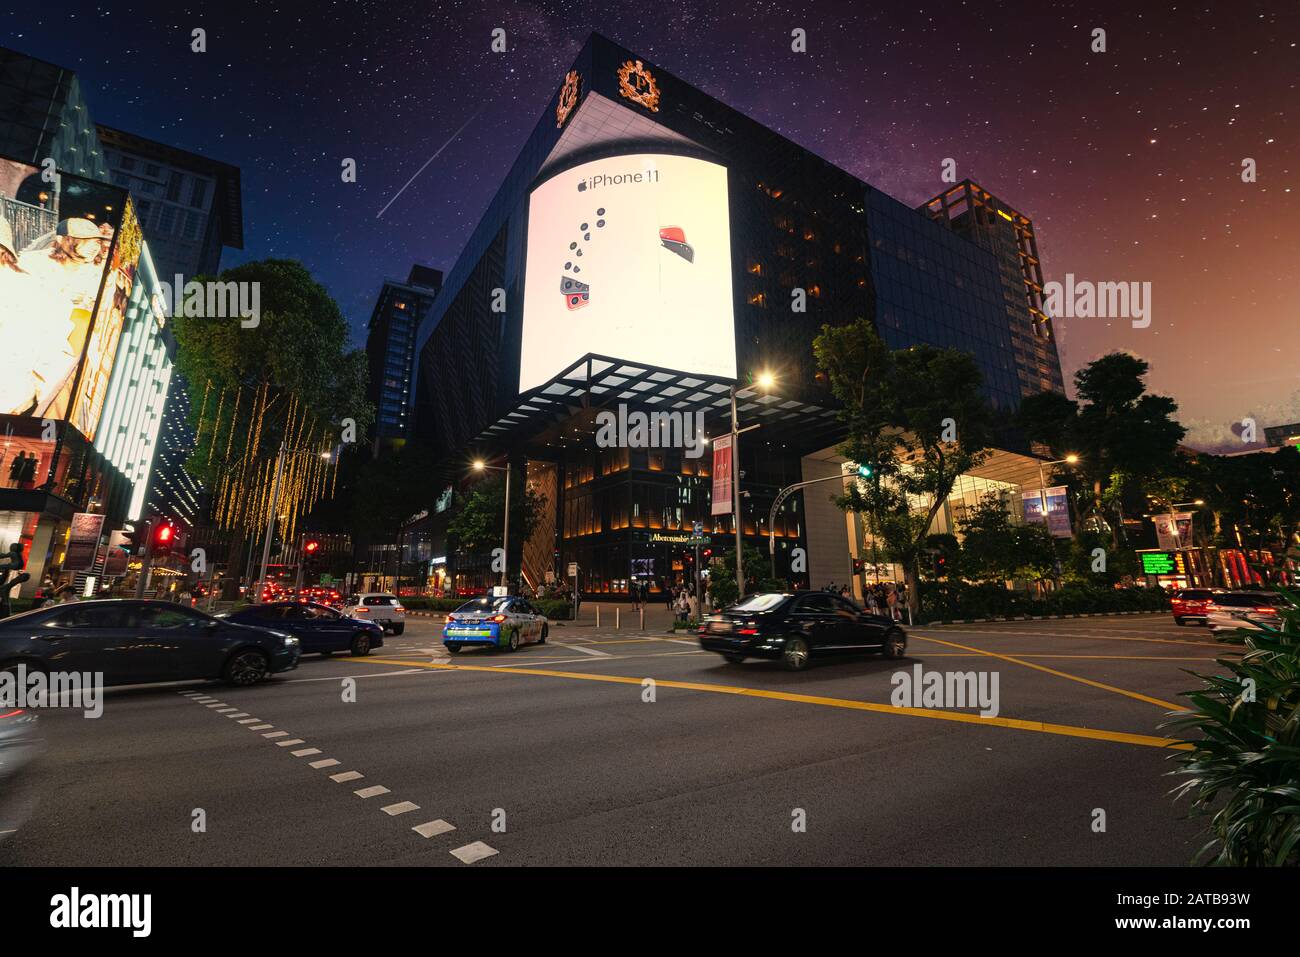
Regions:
[[928, 611, 1169, 626]]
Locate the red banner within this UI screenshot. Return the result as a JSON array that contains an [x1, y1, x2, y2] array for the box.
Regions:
[[711, 434, 733, 516]]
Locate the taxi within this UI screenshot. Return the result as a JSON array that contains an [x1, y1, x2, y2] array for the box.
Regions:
[[443, 596, 549, 652]]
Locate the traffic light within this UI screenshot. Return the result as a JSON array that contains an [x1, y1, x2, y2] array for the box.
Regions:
[[931, 553, 947, 578], [304, 539, 321, 558], [153, 523, 175, 556], [120, 524, 143, 556], [852, 558, 865, 575], [856, 463, 874, 479]]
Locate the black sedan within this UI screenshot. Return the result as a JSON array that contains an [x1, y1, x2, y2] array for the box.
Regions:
[[223, 601, 383, 657], [699, 592, 907, 670], [0, 599, 299, 687]]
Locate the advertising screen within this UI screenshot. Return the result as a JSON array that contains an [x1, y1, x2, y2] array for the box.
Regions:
[[0, 158, 127, 436], [519, 153, 735, 393]]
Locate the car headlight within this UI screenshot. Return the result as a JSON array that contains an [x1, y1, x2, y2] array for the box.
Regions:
[[277, 634, 299, 647]]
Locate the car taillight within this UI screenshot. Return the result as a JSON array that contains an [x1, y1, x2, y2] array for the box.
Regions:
[[354, 607, 368, 613], [491, 614, 506, 623], [393, 605, 404, 612], [1255, 606, 1279, 614]]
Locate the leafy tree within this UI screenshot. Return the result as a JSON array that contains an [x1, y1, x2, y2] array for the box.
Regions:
[[813, 320, 993, 619], [447, 472, 545, 556], [1198, 446, 1300, 572], [172, 259, 373, 487], [957, 493, 1019, 582], [707, 544, 783, 608], [1016, 352, 1186, 547]]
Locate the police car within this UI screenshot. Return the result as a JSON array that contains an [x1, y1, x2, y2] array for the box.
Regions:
[[442, 596, 549, 652]]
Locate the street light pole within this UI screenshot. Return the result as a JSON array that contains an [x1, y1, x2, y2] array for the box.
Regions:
[[500, 459, 511, 590], [255, 442, 287, 604], [768, 472, 852, 580]]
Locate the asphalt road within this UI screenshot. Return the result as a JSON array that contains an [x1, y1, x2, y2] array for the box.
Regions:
[[1, 612, 1229, 866]]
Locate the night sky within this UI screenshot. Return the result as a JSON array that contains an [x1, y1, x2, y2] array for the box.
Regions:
[[6, 0, 1296, 451]]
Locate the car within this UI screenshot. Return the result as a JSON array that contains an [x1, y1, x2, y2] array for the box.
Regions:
[[1171, 588, 1215, 626], [443, 596, 549, 653], [1204, 591, 1289, 634], [0, 599, 300, 688], [222, 601, 383, 657], [699, 591, 907, 671], [0, 706, 41, 843], [340, 593, 406, 634]]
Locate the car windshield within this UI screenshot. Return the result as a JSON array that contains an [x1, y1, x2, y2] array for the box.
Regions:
[[455, 597, 511, 614], [729, 594, 787, 612]]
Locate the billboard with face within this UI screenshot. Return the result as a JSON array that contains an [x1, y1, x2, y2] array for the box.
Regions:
[[0, 158, 128, 438], [519, 153, 736, 393]]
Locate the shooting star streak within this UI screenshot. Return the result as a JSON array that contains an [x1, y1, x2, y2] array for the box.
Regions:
[[375, 107, 483, 219]]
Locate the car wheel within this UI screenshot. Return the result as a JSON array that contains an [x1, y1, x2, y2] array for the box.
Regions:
[[392, 623, 404, 635], [507, 629, 521, 652], [881, 628, 907, 659], [1174, 617, 1185, 626], [539, 624, 548, 644], [446, 644, 462, 654], [782, 637, 810, 671], [350, 633, 371, 657], [223, 648, 270, 686], [723, 653, 745, 664]]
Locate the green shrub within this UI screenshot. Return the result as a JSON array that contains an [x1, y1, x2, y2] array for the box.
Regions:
[[1166, 588, 1300, 865], [918, 581, 1168, 622]]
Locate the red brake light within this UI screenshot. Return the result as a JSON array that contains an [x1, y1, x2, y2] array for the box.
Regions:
[[491, 614, 506, 623], [354, 607, 368, 612]]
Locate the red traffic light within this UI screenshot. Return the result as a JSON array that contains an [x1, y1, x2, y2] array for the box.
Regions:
[[155, 525, 174, 543], [304, 540, 320, 554]]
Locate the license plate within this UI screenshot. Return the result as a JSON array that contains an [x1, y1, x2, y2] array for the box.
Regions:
[[707, 620, 732, 634], [448, 628, 491, 637]]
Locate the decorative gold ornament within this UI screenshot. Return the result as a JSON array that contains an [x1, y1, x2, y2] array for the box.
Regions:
[[556, 70, 580, 128], [617, 59, 660, 113]]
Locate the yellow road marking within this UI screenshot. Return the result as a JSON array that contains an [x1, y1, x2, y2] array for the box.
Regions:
[[922, 627, 1222, 649], [913, 634, 1182, 710], [343, 657, 1191, 751], [913, 653, 1216, 662]]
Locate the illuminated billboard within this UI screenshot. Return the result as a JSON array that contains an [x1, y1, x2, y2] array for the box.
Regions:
[[519, 154, 735, 393], [0, 158, 128, 438]]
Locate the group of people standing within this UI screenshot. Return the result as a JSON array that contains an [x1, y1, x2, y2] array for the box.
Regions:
[[823, 580, 907, 620]]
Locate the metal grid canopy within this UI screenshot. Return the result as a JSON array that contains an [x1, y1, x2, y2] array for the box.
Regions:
[[475, 353, 843, 454]]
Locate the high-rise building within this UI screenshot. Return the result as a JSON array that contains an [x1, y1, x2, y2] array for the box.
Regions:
[[0, 46, 232, 593], [0, 47, 108, 179], [364, 264, 442, 450], [920, 180, 1065, 398], [401, 34, 1068, 597], [96, 125, 243, 281]]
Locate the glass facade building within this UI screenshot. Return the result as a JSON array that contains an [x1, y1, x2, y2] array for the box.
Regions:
[[409, 34, 1065, 598], [364, 264, 442, 448]]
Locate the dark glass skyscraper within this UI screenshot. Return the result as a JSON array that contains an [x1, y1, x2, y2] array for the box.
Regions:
[[409, 34, 1065, 597], [365, 264, 443, 450]]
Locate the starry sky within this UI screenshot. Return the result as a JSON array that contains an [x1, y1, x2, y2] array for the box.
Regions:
[[5, 0, 1296, 450]]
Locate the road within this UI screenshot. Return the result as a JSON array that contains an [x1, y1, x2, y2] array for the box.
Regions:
[[0, 612, 1226, 866]]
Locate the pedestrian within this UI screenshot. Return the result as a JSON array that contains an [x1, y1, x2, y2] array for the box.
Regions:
[[840, 583, 850, 600], [886, 586, 899, 621], [665, 580, 675, 609], [674, 589, 690, 626]]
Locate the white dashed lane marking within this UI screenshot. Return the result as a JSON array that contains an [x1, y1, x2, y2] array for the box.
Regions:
[[551, 641, 612, 658], [178, 688, 492, 863], [451, 841, 499, 864], [413, 820, 455, 838]]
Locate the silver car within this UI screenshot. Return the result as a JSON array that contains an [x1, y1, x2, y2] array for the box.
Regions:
[[1205, 591, 1287, 634]]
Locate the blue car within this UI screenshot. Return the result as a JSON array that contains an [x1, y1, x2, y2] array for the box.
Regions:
[[443, 596, 548, 653], [224, 601, 383, 657]]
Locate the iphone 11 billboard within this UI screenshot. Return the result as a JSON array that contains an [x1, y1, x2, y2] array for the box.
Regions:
[[519, 153, 736, 393]]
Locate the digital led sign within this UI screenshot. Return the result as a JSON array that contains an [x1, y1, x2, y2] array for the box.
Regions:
[[519, 153, 735, 393]]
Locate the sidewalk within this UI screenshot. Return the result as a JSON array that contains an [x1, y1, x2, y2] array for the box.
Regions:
[[557, 600, 682, 632]]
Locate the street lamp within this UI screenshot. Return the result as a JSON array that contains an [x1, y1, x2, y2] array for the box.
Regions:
[[729, 370, 775, 598], [1035, 454, 1080, 533], [471, 457, 511, 591]]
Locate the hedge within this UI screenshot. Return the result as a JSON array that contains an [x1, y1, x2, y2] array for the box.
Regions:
[[398, 596, 573, 620], [918, 581, 1169, 623]]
